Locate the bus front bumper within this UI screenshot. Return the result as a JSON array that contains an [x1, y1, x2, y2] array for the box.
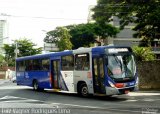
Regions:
[[105, 86, 136, 96]]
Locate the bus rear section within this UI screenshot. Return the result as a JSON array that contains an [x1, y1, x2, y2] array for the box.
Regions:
[[16, 57, 52, 91]]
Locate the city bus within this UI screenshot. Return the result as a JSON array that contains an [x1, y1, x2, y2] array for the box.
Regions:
[[16, 45, 138, 97]]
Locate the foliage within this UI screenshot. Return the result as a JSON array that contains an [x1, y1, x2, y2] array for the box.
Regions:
[[92, 0, 160, 45], [3, 38, 42, 66], [0, 54, 7, 66], [44, 23, 119, 49], [56, 27, 72, 51], [44, 27, 72, 51], [66, 23, 97, 49], [132, 46, 155, 61], [67, 23, 119, 49]]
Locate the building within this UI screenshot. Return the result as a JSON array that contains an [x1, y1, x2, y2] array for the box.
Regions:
[[87, 5, 140, 46], [0, 14, 9, 54], [110, 16, 140, 47]]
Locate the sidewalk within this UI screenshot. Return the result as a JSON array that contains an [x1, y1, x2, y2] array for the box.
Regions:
[[136, 90, 160, 93], [0, 79, 9, 81], [128, 90, 160, 96], [0, 79, 10, 85]]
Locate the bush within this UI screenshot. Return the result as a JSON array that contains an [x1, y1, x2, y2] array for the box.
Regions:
[[132, 46, 155, 61]]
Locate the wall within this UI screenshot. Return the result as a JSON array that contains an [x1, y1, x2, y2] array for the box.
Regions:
[[0, 66, 15, 79], [0, 71, 6, 79], [137, 61, 160, 90]]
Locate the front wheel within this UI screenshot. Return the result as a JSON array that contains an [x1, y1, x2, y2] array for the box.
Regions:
[[79, 83, 89, 97]]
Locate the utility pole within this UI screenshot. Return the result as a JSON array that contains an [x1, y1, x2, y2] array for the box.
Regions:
[[13, 40, 19, 72], [13, 40, 19, 59], [15, 41, 18, 59]]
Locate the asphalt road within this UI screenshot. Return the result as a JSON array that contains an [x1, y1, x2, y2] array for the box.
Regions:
[[0, 80, 160, 114]]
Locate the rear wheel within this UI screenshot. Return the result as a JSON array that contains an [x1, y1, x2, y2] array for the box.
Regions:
[[33, 80, 39, 91], [79, 83, 89, 97], [33, 80, 44, 91]]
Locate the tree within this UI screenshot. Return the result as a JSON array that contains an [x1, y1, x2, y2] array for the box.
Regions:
[[66, 23, 97, 49], [132, 46, 155, 61], [44, 27, 72, 51], [44, 23, 119, 49], [93, 23, 119, 43], [3, 38, 42, 66], [67, 23, 119, 49], [0, 54, 7, 67], [92, 0, 160, 45]]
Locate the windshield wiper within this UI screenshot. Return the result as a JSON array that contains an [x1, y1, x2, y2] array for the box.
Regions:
[[113, 54, 122, 70]]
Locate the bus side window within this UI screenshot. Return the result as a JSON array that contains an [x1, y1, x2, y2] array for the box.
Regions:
[[82, 62, 89, 70], [32, 59, 41, 70], [25, 60, 33, 71], [75, 53, 90, 71], [42, 59, 49, 71], [17, 61, 25, 71], [62, 55, 74, 71]]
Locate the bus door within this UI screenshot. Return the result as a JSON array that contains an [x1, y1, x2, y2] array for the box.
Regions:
[[92, 57, 106, 94], [51, 60, 60, 89]]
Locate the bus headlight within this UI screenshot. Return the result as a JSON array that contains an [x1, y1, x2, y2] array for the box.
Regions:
[[135, 77, 139, 85], [108, 81, 115, 88], [134, 77, 139, 91]]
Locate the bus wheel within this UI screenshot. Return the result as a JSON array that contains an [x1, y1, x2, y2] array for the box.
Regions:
[[79, 83, 89, 97], [33, 80, 39, 91]]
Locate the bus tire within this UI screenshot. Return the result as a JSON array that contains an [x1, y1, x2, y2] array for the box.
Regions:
[[33, 80, 44, 91], [79, 83, 89, 97]]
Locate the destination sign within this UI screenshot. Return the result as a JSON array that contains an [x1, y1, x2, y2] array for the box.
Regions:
[[106, 48, 129, 54]]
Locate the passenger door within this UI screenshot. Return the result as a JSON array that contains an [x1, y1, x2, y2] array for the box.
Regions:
[[51, 60, 60, 89], [92, 57, 106, 94]]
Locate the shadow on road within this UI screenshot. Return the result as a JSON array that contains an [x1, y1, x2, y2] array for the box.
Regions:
[[6, 87, 128, 103]]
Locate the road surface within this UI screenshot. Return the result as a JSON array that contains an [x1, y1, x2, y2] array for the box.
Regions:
[[0, 80, 159, 114]]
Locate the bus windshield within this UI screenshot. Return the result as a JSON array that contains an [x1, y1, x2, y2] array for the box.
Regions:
[[106, 53, 136, 82]]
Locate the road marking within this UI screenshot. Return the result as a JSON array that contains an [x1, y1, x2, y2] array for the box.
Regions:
[[0, 95, 41, 103], [50, 102, 142, 113], [1, 95, 159, 113], [52, 103, 102, 109], [0, 96, 9, 100], [0, 95, 24, 99], [0, 86, 31, 90], [122, 99, 138, 102], [0, 95, 142, 113]]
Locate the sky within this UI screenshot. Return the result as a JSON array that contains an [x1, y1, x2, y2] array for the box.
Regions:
[[0, 0, 97, 47]]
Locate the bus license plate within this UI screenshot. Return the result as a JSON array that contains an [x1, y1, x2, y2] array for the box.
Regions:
[[125, 90, 129, 94]]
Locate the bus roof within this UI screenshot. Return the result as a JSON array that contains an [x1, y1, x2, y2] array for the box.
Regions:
[[16, 50, 73, 61], [16, 45, 131, 61]]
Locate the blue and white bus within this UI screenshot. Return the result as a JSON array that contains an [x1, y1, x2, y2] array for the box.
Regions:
[[16, 45, 138, 97]]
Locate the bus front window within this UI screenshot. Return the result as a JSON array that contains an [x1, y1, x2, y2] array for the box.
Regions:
[[107, 54, 136, 82]]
